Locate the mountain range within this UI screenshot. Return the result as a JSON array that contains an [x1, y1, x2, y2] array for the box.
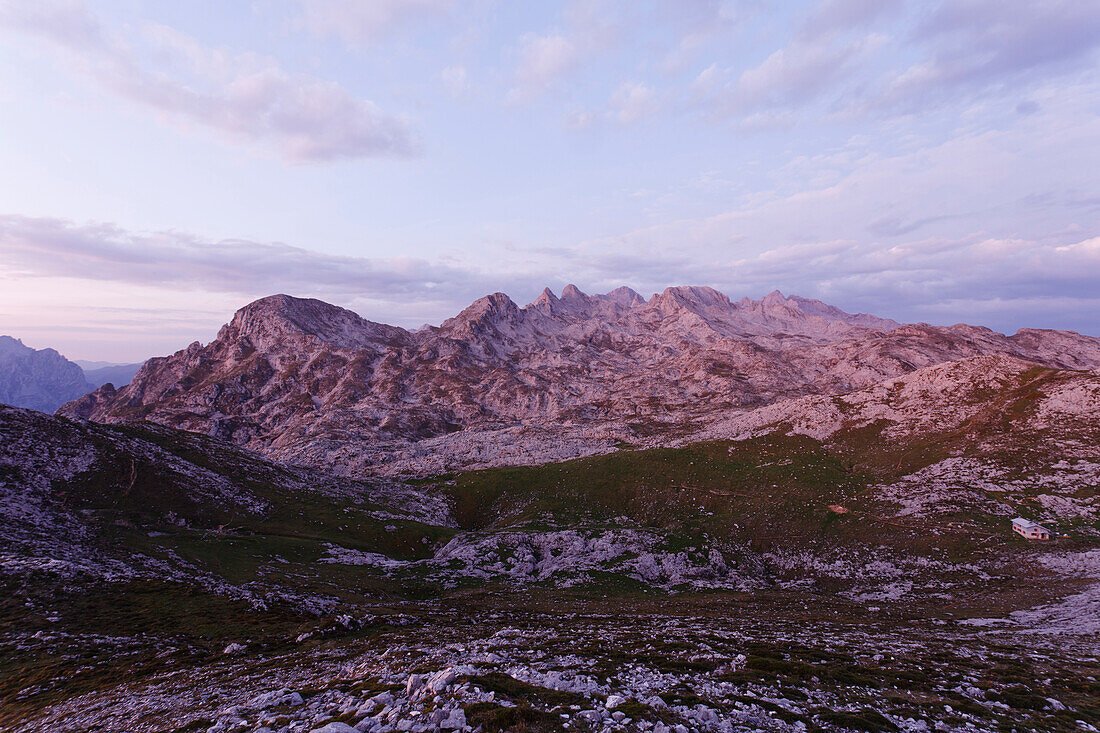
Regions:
[[59, 286, 1100, 474], [76, 361, 143, 389]]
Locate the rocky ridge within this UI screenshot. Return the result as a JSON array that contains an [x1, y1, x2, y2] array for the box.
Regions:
[[58, 288, 1100, 475]]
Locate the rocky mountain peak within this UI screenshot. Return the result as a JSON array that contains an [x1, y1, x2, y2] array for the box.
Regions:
[[761, 289, 789, 305], [528, 287, 561, 316], [439, 292, 527, 349], [729, 291, 901, 335], [222, 294, 408, 350], [0, 335, 29, 356], [560, 284, 589, 302], [0, 335, 71, 363], [747, 289, 820, 325], [529, 285, 646, 318], [446, 292, 520, 326], [0, 335, 91, 413], [650, 285, 730, 314], [599, 286, 645, 307], [785, 295, 900, 331]]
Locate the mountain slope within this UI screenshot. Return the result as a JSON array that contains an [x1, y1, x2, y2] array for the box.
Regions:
[[0, 336, 91, 413], [0, 404, 456, 608], [58, 288, 1100, 473]]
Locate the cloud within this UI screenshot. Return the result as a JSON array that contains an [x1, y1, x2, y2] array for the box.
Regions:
[[737, 234, 1100, 327], [655, 0, 756, 73], [737, 38, 864, 106], [0, 215, 502, 306], [868, 0, 1100, 113], [607, 82, 659, 124], [4, 208, 1100, 350], [690, 0, 1100, 126], [541, 82, 1100, 332], [507, 32, 581, 101], [798, 0, 901, 37], [441, 65, 470, 98], [693, 34, 884, 122], [0, 0, 418, 161], [505, 0, 623, 103], [571, 81, 660, 129], [549, 231, 1100, 334], [297, 0, 453, 45]]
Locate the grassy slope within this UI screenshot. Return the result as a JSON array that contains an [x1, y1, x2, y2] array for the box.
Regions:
[[447, 434, 869, 543]]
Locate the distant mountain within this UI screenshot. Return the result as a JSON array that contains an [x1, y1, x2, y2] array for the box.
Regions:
[[58, 287, 1100, 474], [80, 362, 142, 389], [0, 335, 92, 412], [73, 359, 121, 371]]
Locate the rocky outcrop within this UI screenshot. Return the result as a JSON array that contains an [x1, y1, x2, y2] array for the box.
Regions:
[[58, 287, 1100, 471], [0, 335, 92, 412]]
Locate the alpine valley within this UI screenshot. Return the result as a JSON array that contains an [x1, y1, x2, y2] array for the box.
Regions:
[[3, 287, 1099, 733]]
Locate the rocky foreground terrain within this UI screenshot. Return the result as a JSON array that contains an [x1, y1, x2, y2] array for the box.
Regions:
[[2, 287, 1099, 731]]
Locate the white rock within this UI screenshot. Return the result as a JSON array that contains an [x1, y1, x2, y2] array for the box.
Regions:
[[406, 674, 424, 695], [427, 667, 457, 693], [369, 691, 395, 707], [311, 724, 358, 733], [441, 709, 467, 729]]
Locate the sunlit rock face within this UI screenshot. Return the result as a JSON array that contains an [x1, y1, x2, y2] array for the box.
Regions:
[[58, 287, 1100, 473]]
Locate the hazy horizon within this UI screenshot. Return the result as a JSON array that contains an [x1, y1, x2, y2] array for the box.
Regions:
[[6, 283, 1097, 365]]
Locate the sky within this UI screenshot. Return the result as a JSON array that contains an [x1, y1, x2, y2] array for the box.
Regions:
[[1, 0, 1099, 362]]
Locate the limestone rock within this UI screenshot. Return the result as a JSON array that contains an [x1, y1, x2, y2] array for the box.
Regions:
[[57, 288, 1100, 475]]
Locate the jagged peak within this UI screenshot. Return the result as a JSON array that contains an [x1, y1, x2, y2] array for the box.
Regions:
[[529, 287, 560, 309], [761, 289, 789, 305], [0, 335, 30, 355], [478, 291, 520, 311], [598, 286, 645, 307], [526, 287, 565, 317], [560, 284, 589, 301], [0, 335, 68, 361], [446, 292, 520, 326]]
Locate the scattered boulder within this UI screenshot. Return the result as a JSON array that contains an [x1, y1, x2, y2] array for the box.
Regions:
[[405, 674, 424, 695], [310, 723, 358, 733], [426, 667, 457, 693]]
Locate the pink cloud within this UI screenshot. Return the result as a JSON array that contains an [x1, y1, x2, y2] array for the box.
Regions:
[[0, 0, 418, 161]]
